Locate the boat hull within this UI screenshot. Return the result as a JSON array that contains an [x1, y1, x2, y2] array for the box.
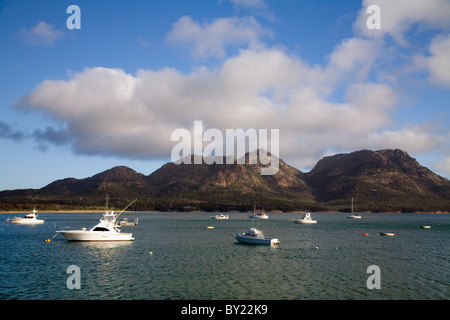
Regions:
[[233, 234, 279, 245], [11, 219, 45, 225], [59, 230, 134, 241], [292, 219, 316, 224]]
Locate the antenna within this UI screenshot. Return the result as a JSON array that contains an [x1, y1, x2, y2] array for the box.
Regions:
[[105, 194, 109, 211]]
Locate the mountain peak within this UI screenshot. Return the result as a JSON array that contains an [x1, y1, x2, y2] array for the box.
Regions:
[[305, 149, 450, 210], [1, 149, 449, 212]]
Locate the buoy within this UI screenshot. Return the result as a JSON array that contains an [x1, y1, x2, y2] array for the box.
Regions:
[[207, 226, 214, 229], [148, 251, 153, 255], [45, 239, 51, 242], [364, 233, 368, 236]]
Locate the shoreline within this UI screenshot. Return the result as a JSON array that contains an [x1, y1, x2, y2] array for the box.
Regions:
[[1, 210, 448, 214]]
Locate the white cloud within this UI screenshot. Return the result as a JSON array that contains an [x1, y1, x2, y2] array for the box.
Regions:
[[15, 46, 447, 169], [18, 21, 64, 46], [165, 15, 269, 58], [12, 1, 450, 172], [427, 34, 450, 87]]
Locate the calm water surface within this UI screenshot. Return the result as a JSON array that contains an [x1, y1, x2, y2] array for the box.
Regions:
[[0, 212, 449, 300]]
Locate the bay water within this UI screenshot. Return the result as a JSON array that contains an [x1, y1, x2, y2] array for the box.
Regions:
[[0, 212, 448, 300]]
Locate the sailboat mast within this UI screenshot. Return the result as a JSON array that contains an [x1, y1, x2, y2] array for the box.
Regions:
[[351, 197, 354, 214]]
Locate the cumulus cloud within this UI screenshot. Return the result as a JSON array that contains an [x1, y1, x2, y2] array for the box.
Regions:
[[11, 1, 450, 171], [14, 44, 447, 169], [18, 21, 64, 46], [165, 15, 269, 58], [427, 34, 450, 87]]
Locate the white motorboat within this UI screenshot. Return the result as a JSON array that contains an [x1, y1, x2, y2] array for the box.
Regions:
[[211, 214, 229, 220], [58, 199, 137, 241], [11, 208, 45, 225], [380, 232, 395, 236], [248, 206, 268, 219], [233, 227, 279, 245], [346, 198, 361, 219], [292, 212, 317, 224], [119, 217, 139, 226]]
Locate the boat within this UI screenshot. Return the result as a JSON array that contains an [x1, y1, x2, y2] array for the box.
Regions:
[[346, 198, 361, 219], [233, 227, 279, 245], [119, 217, 139, 226], [58, 199, 137, 241], [11, 208, 45, 225], [420, 225, 431, 229], [211, 214, 229, 220], [248, 206, 268, 219], [380, 232, 395, 236], [292, 212, 317, 224]]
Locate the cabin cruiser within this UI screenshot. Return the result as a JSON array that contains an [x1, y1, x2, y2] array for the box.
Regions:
[[211, 214, 229, 220], [11, 209, 45, 225], [58, 199, 137, 241], [233, 227, 279, 245], [292, 212, 317, 224], [119, 217, 139, 226]]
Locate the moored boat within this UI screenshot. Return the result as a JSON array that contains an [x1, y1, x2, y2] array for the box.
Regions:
[[380, 232, 395, 236], [233, 227, 279, 245], [211, 214, 229, 220], [292, 212, 317, 224], [58, 199, 137, 241], [346, 198, 361, 219], [11, 208, 45, 225], [248, 206, 268, 219], [119, 217, 139, 226]]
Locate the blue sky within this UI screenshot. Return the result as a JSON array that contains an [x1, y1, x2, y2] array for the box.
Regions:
[[1, 0, 450, 190]]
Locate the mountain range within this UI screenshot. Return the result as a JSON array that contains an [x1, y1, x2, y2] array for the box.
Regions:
[[1, 149, 449, 213]]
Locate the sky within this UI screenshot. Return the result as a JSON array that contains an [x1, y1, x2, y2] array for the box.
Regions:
[[0, 0, 450, 190]]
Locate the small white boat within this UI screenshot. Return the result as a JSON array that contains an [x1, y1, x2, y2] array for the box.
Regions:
[[11, 209, 45, 225], [233, 228, 279, 245], [380, 232, 395, 236], [420, 225, 431, 229], [292, 212, 317, 224], [211, 214, 229, 220], [58, 199, 137, 241], [119, 217, 139, 226], [346, 198, 361, 219], [248, 206, 268, 219]]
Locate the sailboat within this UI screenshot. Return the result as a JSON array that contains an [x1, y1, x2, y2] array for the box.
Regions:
[[248, 205, 268, 219], [346, 197, 361, 219]]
